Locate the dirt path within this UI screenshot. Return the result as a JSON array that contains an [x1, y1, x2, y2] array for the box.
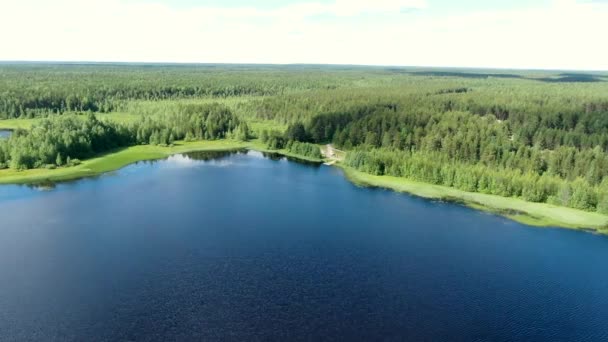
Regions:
[[321, 144, 345, 165]]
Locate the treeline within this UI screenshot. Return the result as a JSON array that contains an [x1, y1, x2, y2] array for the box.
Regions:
[[0, 104, 245, 170], [286, 141, 322, 160], [345, 149, 608, 213], [259, 127, 322, 160]]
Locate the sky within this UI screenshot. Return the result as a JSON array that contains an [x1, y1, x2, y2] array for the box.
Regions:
[[0, 0, 606, 70]]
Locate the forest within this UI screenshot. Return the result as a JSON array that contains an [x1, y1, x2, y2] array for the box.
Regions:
[[1, 63, 608, 213]]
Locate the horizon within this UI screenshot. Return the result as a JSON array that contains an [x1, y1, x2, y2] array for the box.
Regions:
[[1, 60, 607, 73], [2, 0, 607, 71]]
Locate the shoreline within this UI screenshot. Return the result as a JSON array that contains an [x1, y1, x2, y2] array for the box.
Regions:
[[0, 139, 606, 233], [0, 139, 323, 185], [0, 140, 250, 185], [338, 165, 608, 234]]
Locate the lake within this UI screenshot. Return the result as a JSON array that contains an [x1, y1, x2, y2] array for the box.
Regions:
[[0, 129, 11, 138], [1, 150, 607, 341]]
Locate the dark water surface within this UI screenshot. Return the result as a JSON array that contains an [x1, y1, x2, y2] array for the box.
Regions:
[[1, 151, 607, 341]]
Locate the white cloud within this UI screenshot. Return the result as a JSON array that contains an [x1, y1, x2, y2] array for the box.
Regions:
[[0, 0, 606, 70]]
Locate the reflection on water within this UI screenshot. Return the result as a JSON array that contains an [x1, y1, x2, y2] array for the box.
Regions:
[[26, 181, 57, 191], [166, 154, 236, 168], [183, 149, 247, 161], [261, 151, 323, 166]]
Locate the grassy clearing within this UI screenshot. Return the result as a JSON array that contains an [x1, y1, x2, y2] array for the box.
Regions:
[[339, 165, 608, 233], [0, 112, 142, 130], [0, 140, 248, 184], [247, 119, 287, 136], [118, 97, 260, 117], [0, 118, 40, 130], [97, 112, 142, 124], [0, 110, 277, 132]]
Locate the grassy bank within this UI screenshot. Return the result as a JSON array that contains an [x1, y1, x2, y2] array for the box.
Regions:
[[339, 165, 608, 233], [0, 138, 323, 185], [0, 140, 248, 184]]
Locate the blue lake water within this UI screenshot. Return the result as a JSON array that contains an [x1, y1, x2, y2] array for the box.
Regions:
[[0, 129, 10, 138], [1, 150, 607, 341]]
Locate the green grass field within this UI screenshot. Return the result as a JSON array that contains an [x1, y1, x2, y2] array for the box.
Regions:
[[247, 119, 287, 137], [0, 112, 142, 130], [0, 117, 40, 130], [339, 165, 608, 233]]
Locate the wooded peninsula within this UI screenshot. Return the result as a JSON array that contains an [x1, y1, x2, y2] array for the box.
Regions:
[[1, 63, 608, 231]]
